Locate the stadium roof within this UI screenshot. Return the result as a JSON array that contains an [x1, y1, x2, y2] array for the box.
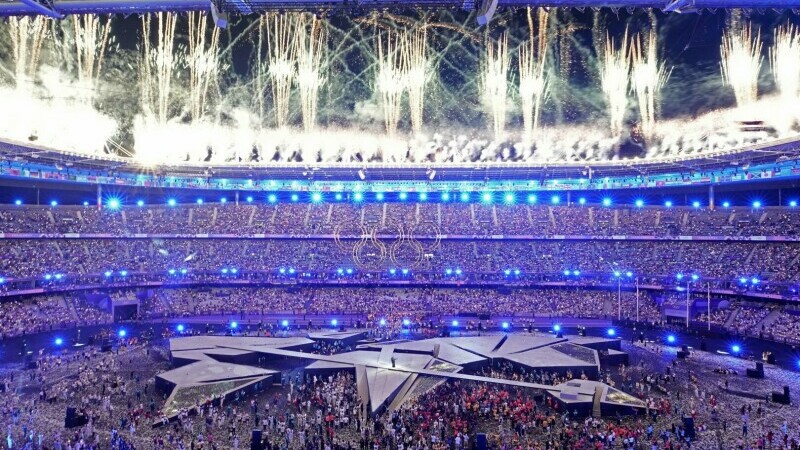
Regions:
[[3, 136, 800, 182], [2, 0, 800, 17]]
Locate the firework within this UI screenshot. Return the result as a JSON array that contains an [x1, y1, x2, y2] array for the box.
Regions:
[[140, 12, 179, 124], [600, 31, 630, 138], [296, 14, 327, 133], [8, 16, 49, 91], [771, 25, 800, 111], [266, 14, 298, 129], [72, 14, 112, 106], [482, 33, 509, 139], [721, 24, 762, 109], [630, 30, 670, 140], [519, 8, 549, 143], [187, 12, 220, 122], [376, 30, 406, 138], [402, 27, 429, 136]]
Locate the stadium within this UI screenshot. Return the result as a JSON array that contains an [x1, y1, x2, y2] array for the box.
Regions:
[[2, 1, 800, 449]]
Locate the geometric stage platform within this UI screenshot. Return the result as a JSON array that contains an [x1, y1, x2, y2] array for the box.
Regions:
[[157, 332, 645, 424]]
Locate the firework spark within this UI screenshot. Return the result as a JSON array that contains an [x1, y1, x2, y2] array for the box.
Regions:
[[721, 24, 762, 109], [402, 27, 429, 136], [482, 33, 509, 139], [266, 14, 298, 129], [140, 12, 179, 124], [296, 13, 327, 133], [376, 30, 406, 138], [771, 24, 800, 104], [187, 12, 220, 122], [600, 31, 630, 138], [630, 30, 670, 140], [519, 8, 549, 143], [72, 14, 112, 106], [8, 16, 49, 91]]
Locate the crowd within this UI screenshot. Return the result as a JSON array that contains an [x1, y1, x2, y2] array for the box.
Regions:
[[1, 202, 800, 237]]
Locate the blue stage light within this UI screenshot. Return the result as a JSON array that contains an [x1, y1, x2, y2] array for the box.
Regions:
[[169, 269, 176, 275], [607, 328, 616, 336], [290, 194, 299, 202], [739, 277, 747, 284], [118, 329, 127, 338], [14, 199, 22, 206], [282, 320, 289, 327], [230, 321, 238, 329], [452, 320, 459, 327], [419, 192, 427, 201], [482, 192, 492, 203], [399, 192, 408, 201], [455, 269, 462, 275], [55, 338, 64, 346], [676, 273, 684, 280], [346, 268, 353, 274], [578, 197, 586, 205], [722, 201, 730, 208], [403, 319, 411, 326], [180, 268, 187, 275], [573, 270, 580, 276], [553, 324, 561, 332], [751, 277, 760, 284], [167, 198, 176, 207], [460, 192, 470, 202], [389, 268, 396, 275], [692, 201, 701, 208], [335, 193, 343, 201], [288, 268, 296, 274], [311, 192, 322, 203], [602, 198, 612, 207], [104, 271, 112, 277], [375, 192, 384, 201], [220, 198, 227, 204], [446, 269, 453, 275], [45, 274, 52, 281], [246, 196, 253, 203], [635, 199, 644, 208], [50, 200, 58, 207], [691, 274, 699, 281], [0, 277, 5, 284], [514, 269, 521, 275], [791, 200, 798, 207], [380, 318, 387, 326], [401, 269, 409, 275], [501, 322, 510, 329], [268, 194, 277, 203], [230, 268, 238, 274], [83, 201, 89, 207], [527, 194, 537, 204], [137, 200, 144, 207], [665, 200, 673, 207], [196, 198, 203, 205], [107, 198, 121, 209], [120, 270, 128, 277], [731, 344, 741, 354], [564, 269, 571, 276], [337, 268, 344, 275], [626, 271, 633, 278], [613, 271, 621, 277], [331, 319, 338, 326], [54, 274, 63, 280], [753, 201, 762, 209], [667, 335, 676, 344], [504, 269, 511, 276], [504, 193, 515, 204], [221, 268, 229, 274], [442, 192, 451, 201], [177, 324, 185, 332], [353, 192, 363, 202], [551, 195, 560, 204]]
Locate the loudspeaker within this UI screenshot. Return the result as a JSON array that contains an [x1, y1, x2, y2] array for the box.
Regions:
[[746, 362, 764, 379], [699, 340, 707, 352], [677, 351, 689, 359], [100, 339, 112, 352], [766, 353, 776, 364], [338, 325, 346, 332], [773, 386, 791, 405], [683, 416, 696, 440], [250, 429, 263, 450], [476, 433, 487, 450], [681, 345, 689, 353], [24, 354, 36, 369]]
